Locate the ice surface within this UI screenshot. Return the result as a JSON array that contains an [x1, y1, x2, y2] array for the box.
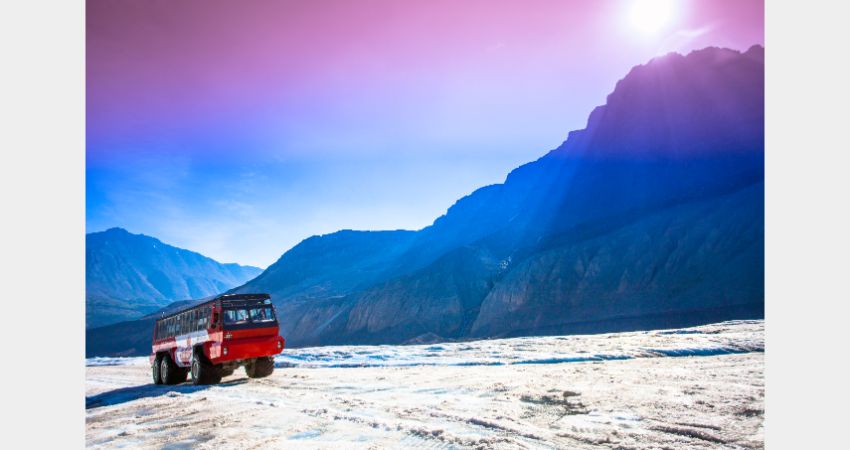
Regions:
[[87, 320, 763, 369], [86, 320, 764, 449], [86, 357, 150, 367]]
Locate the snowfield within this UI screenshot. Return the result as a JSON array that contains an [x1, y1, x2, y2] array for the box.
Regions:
[[86, 320, 764, 449]]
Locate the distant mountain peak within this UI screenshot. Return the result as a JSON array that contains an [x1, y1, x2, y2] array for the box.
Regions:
[[86, 228, 262, 328], [101, 226, 130, 234], [550, 45, 764, 160], [744, 44, 764, 63]]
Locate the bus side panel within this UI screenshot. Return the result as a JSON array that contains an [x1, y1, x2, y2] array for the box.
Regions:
[[152, 338, 177, 355], [204, 330, 224, 361], [173, 329, 214, 367], [150, 321, 159, 365]]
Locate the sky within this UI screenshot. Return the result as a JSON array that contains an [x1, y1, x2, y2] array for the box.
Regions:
[[87, 0, 764, 268]]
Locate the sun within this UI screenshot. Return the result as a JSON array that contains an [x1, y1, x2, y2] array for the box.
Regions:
[[629, 0, 677, 34]]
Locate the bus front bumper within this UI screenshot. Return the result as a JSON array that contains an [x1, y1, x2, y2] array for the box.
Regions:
[[208, 335, 285, 364]]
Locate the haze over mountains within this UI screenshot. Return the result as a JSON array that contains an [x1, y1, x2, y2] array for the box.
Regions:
[[87, 45, 764, 356], [86, 228, 262, 328]]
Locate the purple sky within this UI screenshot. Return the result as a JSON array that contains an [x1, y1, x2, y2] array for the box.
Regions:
[[87, 0, 764, 267]]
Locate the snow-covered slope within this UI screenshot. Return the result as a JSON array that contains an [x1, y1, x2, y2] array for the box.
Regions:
[[86, 320, 764, 449]]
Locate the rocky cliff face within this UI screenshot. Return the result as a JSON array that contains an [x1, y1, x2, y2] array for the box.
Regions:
[[86, 228, 262, 328], [87, 46, 764, 355], [228, 45, 765, 347], [469, 182, 764, 338]]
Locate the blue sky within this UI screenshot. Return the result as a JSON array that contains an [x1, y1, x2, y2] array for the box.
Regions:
[[87, 0, 764, 267]]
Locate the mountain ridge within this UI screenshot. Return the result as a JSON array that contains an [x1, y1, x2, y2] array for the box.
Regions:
[[87, 45, 764, 355], [86, 227, 262, 328]]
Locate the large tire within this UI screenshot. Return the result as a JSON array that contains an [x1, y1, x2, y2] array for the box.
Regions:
[[191, 349, 222, 385], [246, 356, 275, 378], [160, 353, 184, 385], [152, 355, 163, 385]]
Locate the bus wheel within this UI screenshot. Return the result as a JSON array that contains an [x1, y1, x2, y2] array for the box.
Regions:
[[152, 355, 163, 385], [191, 350, 221, 385], [246, 357, 274, 378], [160, 354, 181, 385]]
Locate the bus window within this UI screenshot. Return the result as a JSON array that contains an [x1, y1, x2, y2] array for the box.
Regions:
[[224, 309, 250, 325], [249, 307, 275, 323], [197, 309, 208, 330]]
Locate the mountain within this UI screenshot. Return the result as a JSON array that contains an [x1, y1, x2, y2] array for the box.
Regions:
[[87, 45, 764, 355], [86, 228, 262, 328], [85, 298, 211, 356]]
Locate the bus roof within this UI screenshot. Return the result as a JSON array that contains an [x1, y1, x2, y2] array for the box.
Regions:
[[155, 293, 271, 322]]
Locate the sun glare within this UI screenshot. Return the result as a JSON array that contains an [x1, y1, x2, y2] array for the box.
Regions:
[[629, 0, 676, 34]]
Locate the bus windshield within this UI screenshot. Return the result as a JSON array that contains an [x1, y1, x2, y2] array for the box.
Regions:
[[223, 306, 276, 327]]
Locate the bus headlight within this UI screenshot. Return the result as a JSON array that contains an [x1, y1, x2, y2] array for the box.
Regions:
[[223, 347, 228, 355], [277, 340, 282, 349]]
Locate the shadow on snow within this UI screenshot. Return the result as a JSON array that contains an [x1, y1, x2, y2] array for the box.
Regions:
[[86, 378, 249, 409]]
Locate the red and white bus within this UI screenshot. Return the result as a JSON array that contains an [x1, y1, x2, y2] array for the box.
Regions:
[[151, 293, 285, 385]]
